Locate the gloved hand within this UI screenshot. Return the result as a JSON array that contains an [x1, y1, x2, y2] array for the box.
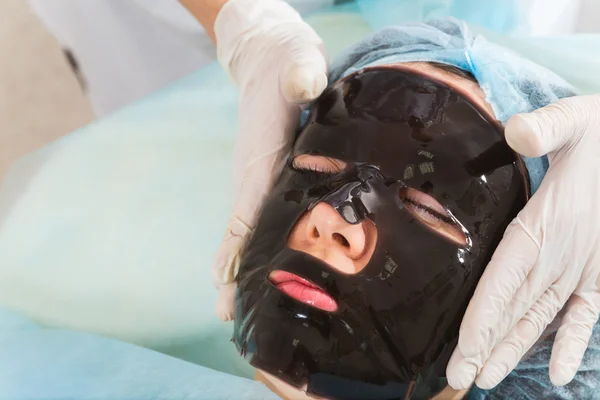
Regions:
[[211, 0, 328, 321], [447, 94, 600, 390]]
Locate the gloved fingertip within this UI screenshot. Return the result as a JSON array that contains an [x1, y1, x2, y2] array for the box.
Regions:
[[549, 366, 577, 387], [447, 373, 476, 391], [549, 351, 580, 387], [505, 114, 546, 158], [446, 362, 478, 390], [282, 65, 328, 104], [549, 320, 591, 387], [474, 364, 507, 390]]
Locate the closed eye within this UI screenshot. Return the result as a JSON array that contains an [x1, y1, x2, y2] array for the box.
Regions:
[[399, 187, 467, 246], [291, 155, 346, 174]]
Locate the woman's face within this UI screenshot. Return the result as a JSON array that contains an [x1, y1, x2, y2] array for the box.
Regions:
[[233, 63, 528, 400]]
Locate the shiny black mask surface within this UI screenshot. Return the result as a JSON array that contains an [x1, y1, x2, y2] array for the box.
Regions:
[[233, 68, 529, 400]]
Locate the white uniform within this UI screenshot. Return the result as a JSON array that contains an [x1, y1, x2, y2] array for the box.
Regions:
[[27, 0, 334, 116], [28, 0, 597, 117]]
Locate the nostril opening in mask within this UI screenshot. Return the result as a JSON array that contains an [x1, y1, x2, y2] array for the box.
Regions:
[[313, 227, 320, 238], [332, 232, 350, 247]]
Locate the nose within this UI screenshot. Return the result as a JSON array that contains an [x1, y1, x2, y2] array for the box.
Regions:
[[287, 202, 377, 274]]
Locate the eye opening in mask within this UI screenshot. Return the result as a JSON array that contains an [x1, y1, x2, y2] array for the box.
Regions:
[[398, 187, 467, 246]]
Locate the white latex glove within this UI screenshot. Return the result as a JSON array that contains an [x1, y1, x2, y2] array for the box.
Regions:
[[211, 0, 328, 321], [447, 94, 600, 390]]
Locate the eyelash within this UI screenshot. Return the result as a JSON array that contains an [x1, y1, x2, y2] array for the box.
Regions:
[[401, 197, 454, 225], [289, 159, 337, 180]]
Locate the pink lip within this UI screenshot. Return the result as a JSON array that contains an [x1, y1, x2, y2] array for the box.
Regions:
[[269, 270, 338, 312]]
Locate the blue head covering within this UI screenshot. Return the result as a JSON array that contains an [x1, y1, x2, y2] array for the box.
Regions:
[[324, 18, 577, 193]]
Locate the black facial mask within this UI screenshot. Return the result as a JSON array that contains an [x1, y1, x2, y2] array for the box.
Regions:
[[233, 67, 529, 400]]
